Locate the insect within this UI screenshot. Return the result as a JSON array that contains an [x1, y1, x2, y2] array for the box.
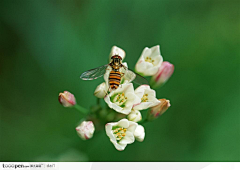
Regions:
[[80, 55, 148, 91]]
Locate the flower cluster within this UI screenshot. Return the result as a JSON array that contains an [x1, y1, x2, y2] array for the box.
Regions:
[[58, 45, 174, 151]]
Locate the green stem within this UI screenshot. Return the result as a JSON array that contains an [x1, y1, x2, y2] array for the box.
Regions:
[[74, 104, 88, 114]]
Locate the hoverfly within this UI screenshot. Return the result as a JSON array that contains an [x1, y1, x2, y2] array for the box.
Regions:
[[80, 55, 148, 91]]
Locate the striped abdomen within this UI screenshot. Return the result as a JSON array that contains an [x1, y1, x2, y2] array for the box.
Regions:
[[109, 70, 121, 90]]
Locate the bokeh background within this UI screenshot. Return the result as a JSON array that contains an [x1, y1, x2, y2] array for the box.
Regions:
[[0, 0, 239, 162]]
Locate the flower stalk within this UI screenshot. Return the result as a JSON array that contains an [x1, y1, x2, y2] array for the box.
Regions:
[[74, 104, 88, 114]]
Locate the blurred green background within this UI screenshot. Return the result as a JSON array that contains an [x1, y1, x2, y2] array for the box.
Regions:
[[0, 0, 239, 162]]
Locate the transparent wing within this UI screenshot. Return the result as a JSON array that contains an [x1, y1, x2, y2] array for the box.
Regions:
[[80, 64, 109, 80], [123, 67, 149, 85]]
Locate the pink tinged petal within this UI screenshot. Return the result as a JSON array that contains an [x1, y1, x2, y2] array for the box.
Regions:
[[149, 99, 171, 119], [58, 91, 76, 107], [152, 61, 174, 88], [84, 134, 89, 140], [119, 131, 135, 145], [76, 121, 95, 140], [156, 62, 174, 82]]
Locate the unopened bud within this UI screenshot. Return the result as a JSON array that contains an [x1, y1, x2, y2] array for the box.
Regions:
[[148, 99, 170, 120], [94, 82, 108, 98], [76, 121, 95, 140], [127, 110, 142, 122], [150, 61, 174, 88], [134, 125, 145, 142], [58, 91, 76, 107]]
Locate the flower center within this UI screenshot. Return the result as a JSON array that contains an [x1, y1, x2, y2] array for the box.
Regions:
[[113, 127, 127, 141], [113, 92, 127, 106], [145, 56, 154, 64], [141, 94, 148, 102]]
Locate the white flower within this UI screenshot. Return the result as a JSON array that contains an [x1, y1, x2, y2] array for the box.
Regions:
[[76, 121, 95, 140], [135, 45, 163, 76], [127, 109, 142, 122], [105, 119, 138, 151], [134, 125, 145, 142], [133, 85, 160, 110], [94, 82, 108, 98], [109, 46, 126, 62], [104, 83, 141, 114]]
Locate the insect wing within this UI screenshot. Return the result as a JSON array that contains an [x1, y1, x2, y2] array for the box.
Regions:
[[80, 64, 109, 80], [124, 68, 149, 85]]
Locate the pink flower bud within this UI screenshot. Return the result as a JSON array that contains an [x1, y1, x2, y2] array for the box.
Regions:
[[58, 91, 76, 107], [76, 121, 95, 140], [150, 61, 174, 88], [148, 99, 170, 120]]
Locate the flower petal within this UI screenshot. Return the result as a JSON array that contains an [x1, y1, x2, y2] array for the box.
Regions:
[[117, 119, 129, 128], [105, 123, 116, 141], [134, 125, 145, 142], [111, 139, 127, 151], [119, 131, 135, 145], [127, 121, 138, 133]]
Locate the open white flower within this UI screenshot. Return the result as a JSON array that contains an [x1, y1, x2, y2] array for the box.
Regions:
[[134, 125, 145, 142], [105, 119, 138, 151], [76, 121, 95, 140], [109, 46, 126, 62], [135, 45, 163, 76], [127, 109, 142, 122], [133, 85, 160, 110], [104, 83, 141, 114]]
